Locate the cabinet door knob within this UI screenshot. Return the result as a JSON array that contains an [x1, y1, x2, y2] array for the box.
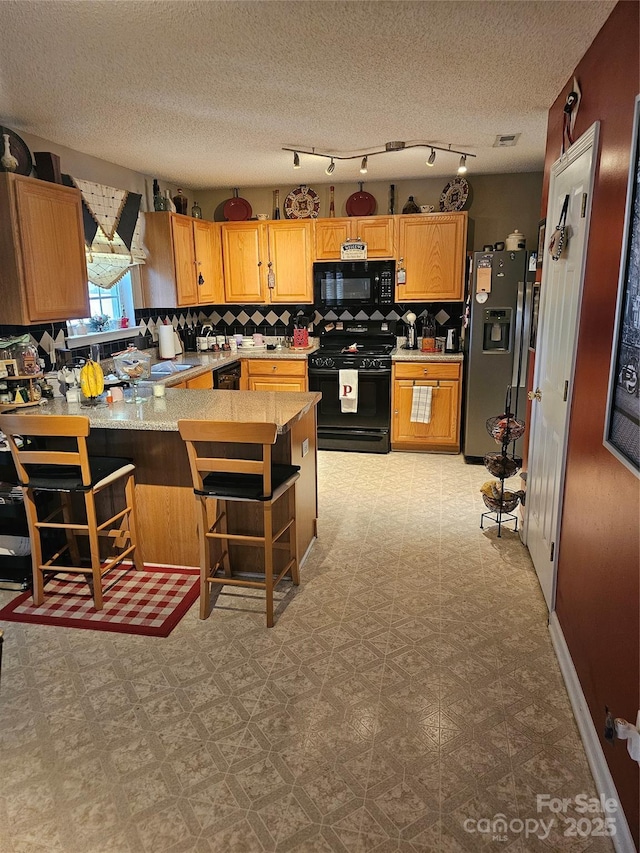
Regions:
[[272, 365, 277, 370], [198, 274, 204, 286], [423, 368, 428, 374]]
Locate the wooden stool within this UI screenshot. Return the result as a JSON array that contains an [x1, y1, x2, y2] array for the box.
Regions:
[[178, 420, 300, 627], [0, 413, 142, 610]]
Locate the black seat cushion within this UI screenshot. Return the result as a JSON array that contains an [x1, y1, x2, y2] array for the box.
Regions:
[[21, 456, 133, 492], [195, 463, 300, 501]]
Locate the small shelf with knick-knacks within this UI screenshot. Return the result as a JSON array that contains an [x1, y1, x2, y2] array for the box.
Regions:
[[0, 372, 44, 411], [480, 386, 526, 537]]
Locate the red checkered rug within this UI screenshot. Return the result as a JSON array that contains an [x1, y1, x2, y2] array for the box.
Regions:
[[0, 566, 200, 637]]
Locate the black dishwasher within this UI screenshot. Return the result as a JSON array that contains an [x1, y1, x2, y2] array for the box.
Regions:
[[212, 361, 241, 390]]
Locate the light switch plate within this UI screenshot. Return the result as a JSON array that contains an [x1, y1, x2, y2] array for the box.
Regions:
[[302, 438, 309, 457]]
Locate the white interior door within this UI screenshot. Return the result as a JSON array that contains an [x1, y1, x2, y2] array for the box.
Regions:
[[523, 123, 599, 611]]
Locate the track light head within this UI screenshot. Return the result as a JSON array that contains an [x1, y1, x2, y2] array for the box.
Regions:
[[427, 148, 436, 166], [325, 158, 335, 175], [360, 155, 368, 174], [293, 151, 300, 169], [457, 154, 467, 174]]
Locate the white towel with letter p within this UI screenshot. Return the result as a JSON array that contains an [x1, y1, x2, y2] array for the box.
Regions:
[[339, 369, 358, 413]]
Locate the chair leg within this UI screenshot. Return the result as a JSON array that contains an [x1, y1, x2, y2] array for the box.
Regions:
[[264, 501, 274, 628], [85, 491, 104, 611], [23, 488, 45, 606], [198, 495, 212, 619], [288, 484, 300, 586], [218, 499, 232, 577], [124, 473, 143, 571]]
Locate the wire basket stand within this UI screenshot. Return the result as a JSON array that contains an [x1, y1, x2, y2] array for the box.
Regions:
[[480, 385, 525, 537]]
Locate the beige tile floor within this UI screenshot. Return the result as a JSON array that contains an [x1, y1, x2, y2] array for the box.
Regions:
[[0, 451, 616, 853]]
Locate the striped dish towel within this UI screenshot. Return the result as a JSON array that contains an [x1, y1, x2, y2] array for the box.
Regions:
[[410, 385, 433, 423]]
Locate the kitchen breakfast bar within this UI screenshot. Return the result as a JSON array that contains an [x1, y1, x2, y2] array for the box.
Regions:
[[15, 388, 320, 569]]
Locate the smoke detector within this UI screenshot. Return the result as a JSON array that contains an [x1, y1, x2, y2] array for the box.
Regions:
[[494, 133, 521, 148]]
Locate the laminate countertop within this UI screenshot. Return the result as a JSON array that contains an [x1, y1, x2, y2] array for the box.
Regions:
[[12, 389, 321, 434]]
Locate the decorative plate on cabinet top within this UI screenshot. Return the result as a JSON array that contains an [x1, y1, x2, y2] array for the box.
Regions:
[[283, 185, 320, 219], [439, 176, 469, 211]]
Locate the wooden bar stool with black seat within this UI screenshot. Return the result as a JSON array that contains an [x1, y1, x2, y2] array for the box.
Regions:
[[0, 413, 142, 610], [178, 420, 300, 628]]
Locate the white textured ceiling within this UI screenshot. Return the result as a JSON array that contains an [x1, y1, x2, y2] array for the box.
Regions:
[[0, 0, 616, 189]]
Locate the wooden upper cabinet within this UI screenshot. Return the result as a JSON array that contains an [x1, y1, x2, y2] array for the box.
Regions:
[[0, 173, 89, 324], [314, 215, 395, 260], [315, 219, 350, 259], [171, 215, 198, 304], [352, 216, 395, 258], [268, 220, 313, 303], [192, 220, 223, 304], [222, 222, 267, 303], [397, 212, 467, 301], [141, 212, 223, 308]]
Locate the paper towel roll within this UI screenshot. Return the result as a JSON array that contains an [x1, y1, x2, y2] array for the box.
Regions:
[[158, 324, 176, 359]]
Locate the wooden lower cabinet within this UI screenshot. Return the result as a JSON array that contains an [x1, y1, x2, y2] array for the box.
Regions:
[[242, 359, 308, 392], [166, 371, 213, 390], [391, 361, 461, 452]]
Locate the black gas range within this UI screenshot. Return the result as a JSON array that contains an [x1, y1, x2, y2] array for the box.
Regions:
[[308, 321, 396, 453]]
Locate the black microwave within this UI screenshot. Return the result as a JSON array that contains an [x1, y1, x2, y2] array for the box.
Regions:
[[313, 260, 395, 306]]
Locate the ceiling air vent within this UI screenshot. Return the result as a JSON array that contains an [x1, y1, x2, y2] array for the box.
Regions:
[[494, 133, 521, 148]]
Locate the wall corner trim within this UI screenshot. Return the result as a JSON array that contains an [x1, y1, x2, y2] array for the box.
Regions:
[[549, 612, 636, 853]]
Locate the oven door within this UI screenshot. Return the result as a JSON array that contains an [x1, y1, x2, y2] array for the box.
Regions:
[[308, 366, 391, 453]]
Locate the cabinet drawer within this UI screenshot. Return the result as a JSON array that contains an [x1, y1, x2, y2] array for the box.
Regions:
[[246, 359, 307, 377], [393, 362, 461, 381]]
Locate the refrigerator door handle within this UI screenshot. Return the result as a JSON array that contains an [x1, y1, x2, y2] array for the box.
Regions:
[[512, 280, 525, 390], [520, 281, 534, 388]]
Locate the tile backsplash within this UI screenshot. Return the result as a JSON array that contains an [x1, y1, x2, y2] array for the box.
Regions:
[[0, 300, 463, 367]]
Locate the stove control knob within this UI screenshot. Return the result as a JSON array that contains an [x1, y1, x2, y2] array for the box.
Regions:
[[325, 357, 335, 369]]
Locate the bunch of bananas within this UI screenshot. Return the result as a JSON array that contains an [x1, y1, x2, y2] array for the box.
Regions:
[[80, 359, 105, 399]]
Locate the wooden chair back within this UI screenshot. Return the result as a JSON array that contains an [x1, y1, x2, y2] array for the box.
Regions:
[[177, 420, 278, 496], [0, 413, 93, 488]]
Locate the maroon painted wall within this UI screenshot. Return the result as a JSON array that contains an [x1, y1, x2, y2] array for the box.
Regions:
[[543, 2, 639, 845]]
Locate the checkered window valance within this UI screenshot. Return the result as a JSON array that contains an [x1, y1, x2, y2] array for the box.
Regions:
[[64, 176, 146, 289]]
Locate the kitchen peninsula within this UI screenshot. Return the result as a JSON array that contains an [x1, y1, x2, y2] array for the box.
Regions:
[[17, 389, 320, 567]]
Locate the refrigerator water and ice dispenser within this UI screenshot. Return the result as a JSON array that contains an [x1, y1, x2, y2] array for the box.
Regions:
[[482, 308, 512, 352]]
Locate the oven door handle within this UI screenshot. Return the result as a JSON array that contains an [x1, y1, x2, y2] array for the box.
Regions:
[[308, 368, 391, 377]]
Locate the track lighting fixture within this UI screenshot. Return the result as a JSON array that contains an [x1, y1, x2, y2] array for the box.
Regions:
[[283, 140, 475, 173]]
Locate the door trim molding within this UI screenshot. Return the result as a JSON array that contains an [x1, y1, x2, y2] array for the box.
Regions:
[[523, 121, 600, 611], [549, 612, 636, 853]]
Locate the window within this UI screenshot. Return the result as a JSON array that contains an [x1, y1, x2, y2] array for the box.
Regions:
[[88, 281, 121, 322], [67, 271, 136, 336]]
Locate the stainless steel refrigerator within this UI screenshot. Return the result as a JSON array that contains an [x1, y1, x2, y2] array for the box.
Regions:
[[463, 250, 536, 460]]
